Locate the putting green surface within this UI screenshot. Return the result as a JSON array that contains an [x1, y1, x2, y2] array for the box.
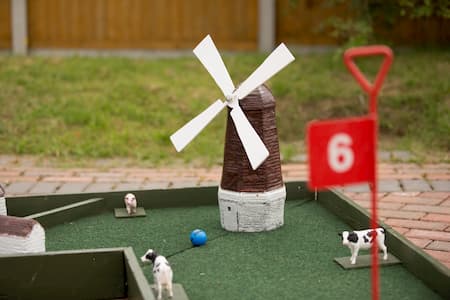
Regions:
[[46, 200, 442, 300]]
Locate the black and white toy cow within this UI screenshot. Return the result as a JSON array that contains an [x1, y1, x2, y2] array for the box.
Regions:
[[339, 228, 388, 265], [141, 249, 173, 299]]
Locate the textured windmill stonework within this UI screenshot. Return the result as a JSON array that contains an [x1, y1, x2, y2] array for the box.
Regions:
[[218, 186, 286, 232], [219, 85, 285, 232]]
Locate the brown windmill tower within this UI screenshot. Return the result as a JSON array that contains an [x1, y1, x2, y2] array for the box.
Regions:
[[171, 35, 294, 232], [219, 85, 285, 231]]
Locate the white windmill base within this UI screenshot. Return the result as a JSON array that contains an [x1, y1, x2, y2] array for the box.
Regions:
[[0, 197, 6, 215], [218, 185, 286, 232]]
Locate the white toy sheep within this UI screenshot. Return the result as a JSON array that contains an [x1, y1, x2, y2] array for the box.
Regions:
[[339, 228, 388, 265], [141, 249, 173, 299], [124, 193, 137, 215]]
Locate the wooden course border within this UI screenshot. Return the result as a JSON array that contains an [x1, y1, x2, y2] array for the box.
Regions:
[[3, 181, 449, 298], [6, 186, 220, 217], [25, 197, 104, 227], [0, 247, 154, 300]]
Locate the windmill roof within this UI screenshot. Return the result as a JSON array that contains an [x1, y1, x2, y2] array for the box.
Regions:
[[0, 215, 40, 237], [239, 84, 275, 111]]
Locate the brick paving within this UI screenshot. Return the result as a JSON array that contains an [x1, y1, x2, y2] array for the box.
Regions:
[[0, 156, 449, 268]]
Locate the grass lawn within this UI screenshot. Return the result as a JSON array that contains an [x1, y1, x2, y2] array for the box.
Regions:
[[0, 48, 448, 166]]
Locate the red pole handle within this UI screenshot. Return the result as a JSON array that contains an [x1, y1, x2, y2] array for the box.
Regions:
[[344, 46, 393, 114]]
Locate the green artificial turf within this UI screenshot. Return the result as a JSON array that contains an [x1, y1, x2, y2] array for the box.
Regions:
[[46, 200, 442, 300]]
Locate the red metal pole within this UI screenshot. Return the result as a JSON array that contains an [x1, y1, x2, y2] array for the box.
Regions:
[[344, 46, 393, 300], [370, 88, 380, 300]]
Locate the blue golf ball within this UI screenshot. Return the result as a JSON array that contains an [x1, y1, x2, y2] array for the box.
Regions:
[[190, 229, 207, 246]]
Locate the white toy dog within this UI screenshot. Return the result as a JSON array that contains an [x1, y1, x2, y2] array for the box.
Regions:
[[141, 249, 173, 299], [124, 193, 137, 215], [339, 228, 388, 265]]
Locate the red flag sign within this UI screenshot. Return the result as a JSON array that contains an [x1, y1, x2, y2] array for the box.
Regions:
[[307, 116, 375, 189]]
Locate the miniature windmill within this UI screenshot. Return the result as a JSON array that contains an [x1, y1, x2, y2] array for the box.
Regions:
[[171, 35, 295, 232]]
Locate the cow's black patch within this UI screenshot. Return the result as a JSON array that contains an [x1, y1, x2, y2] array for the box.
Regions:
[[348, 232, 358, 243], [363, 236, 369, 243]]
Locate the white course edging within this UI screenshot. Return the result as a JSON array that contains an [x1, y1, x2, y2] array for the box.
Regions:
[[0, 197, 6, 216], [0, 183, 5, 215]]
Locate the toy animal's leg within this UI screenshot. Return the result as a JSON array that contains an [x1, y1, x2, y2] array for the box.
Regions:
[[168, 281, 173, 298], [378, 240, 388, 260], [126, 206, 131, 215], [349, 247, 355, 263], [156, 283, 162, 300], [132, 206, 137, 214], [351, 247, 359, 265]]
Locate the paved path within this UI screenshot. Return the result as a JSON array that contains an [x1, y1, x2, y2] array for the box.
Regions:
[[1, 156, 449, 268]]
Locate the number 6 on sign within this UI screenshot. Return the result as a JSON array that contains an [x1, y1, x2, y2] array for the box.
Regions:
[[328, 133, 354, 173], [307, 116, 375, 189]]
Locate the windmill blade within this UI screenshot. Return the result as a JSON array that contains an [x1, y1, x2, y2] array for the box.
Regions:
[[234, 43, 295, 100], [230, 106, 269, 170], [170, 100, 227, 152], [193, 35, 235, 96]]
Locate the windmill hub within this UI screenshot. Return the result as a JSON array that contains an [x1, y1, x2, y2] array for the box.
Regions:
[[225, 94, 238, 108]]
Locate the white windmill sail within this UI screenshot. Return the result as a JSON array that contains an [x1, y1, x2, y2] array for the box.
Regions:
[[170, 35, 295, 170]]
